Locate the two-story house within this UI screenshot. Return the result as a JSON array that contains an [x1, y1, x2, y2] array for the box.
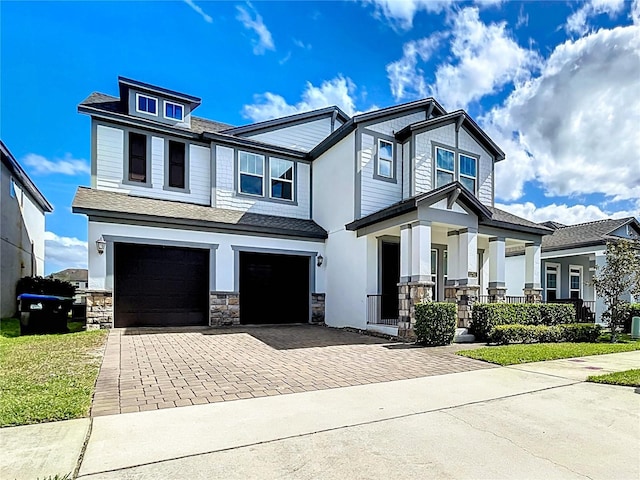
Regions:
[[1, 140, 53, 317], [73, 77, 551, 338]]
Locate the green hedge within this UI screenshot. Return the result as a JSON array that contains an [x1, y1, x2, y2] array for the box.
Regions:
[[471, 303, 576, 341], [488, 323, 602, 345], [415, 302, 457, 346]]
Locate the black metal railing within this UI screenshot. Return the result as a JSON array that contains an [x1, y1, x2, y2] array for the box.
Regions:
[[506, 296, 527, 304], [366, 294, 399, 326]]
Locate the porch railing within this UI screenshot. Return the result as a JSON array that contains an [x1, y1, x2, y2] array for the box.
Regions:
[[366, 294, 399, 326], [506, 296, 527, 304]]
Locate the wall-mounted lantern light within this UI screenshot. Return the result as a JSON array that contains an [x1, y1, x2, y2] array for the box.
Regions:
[[96, 236, 106, 255], [317, 254, 324, 267]]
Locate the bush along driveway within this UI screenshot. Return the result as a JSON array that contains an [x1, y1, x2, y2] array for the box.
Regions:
[[0, 318, 107, 427]]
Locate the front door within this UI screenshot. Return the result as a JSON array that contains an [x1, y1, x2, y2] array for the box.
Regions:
[[380, 241, 400, 321]]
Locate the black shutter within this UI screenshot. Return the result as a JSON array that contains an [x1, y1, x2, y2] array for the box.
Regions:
[[168, 141, 185, 188], [129, 132, 146, 182]]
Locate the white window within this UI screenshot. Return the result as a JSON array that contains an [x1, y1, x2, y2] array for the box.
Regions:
[[569, 265, 582, 299], [545, 263, 560, 301], [239, 151, 264, 196], [270, 158, 294, 201], [377, 139, 394, 178], [436, 147, 455, 188], [459, 154, 477, 193], [136, 94, 157, 116], [164, 101, 184, 121]]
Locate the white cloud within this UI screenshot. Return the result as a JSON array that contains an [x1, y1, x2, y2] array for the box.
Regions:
[[293, 38, 312, 50], [496, 202, 638, 225], [44, 232, 87, 272], [565, 0, 625, 35], [236, 2, 275, 55], [23, 153, 90, 176], [242, 76, 357, 122], [182, 0, 212, 23], [484, 25, 640, 203], [632, 0, 640, 24], [515, 3, 529, 29], [386, 34, 444, 100]]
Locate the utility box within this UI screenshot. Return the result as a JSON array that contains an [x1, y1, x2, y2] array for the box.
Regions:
[[631, 316, 640, 339]]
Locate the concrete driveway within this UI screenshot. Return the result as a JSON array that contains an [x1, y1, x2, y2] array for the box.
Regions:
[[92, 325, 492, 416]]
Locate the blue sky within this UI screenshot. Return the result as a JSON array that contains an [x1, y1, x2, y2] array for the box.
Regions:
[[1, 0, 639, 274]]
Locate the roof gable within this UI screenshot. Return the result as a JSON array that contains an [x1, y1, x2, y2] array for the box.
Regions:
[[541, 217, 640, 251]]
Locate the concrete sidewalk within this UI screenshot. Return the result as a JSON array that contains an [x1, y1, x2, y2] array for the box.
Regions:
[[1, 351, 638, 480]]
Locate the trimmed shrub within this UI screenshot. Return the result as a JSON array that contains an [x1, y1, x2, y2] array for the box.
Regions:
[[471, 303, 576, 341], [415, 302, 457, 346], [16, 276, 76, 297], [487, 323, 601, 345]]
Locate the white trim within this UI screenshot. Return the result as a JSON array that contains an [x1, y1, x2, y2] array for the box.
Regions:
[[268, 157, 294, 201], [459, 153, 477, 195], [545, 262, 561, 301], [377, 139, 394, 178], [569, 264, 583, 299], [135, 93, 158, 116], [238, 150, 265, 197], [435, 146, 455, 188], [163, 100, 184, 122]]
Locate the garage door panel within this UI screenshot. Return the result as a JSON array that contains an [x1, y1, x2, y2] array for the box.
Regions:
[[114, 243, 209, 328]]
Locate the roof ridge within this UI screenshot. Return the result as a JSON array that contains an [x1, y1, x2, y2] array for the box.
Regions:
[[557, 217, 631, 229]]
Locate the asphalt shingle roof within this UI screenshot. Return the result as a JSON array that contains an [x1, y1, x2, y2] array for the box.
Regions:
[[541, 218, 635, 251], [486, 207, 551, 231], [72, 187, 327, 239]]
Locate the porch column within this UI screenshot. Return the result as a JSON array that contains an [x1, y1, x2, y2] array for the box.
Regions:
[[488, 236, 507, 302], [456, 228, 480, 328], [524, 241, 543, 303], [400, 224, 412, 283], [411, 220, 432, 282], [445, 231, 460, 303]]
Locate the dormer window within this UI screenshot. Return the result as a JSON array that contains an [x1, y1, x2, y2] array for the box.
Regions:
[[136, 94, 157, 116], [164, 101, 184, 121]]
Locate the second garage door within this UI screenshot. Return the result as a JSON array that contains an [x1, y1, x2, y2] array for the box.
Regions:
[[114, 243, 209, 328], [239, 252, 310, 324]]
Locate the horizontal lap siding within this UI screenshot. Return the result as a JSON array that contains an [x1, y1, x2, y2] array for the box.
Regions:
[[458, 127, 493, 206], [215, 145, 311, 219], [402, 141, 410, 199], [243, 117, 334, 152], [360, 133, 402, 217], [95, 124, 211, 206]]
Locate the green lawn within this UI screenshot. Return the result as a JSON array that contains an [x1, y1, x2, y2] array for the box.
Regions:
[[0, 318, 107, 427], [587, 369, 640, 387], [457, 341, 640, 366]]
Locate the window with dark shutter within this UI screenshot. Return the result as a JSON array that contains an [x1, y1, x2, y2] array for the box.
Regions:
[[129, 132, 147, 182], [168, 140, 185, 188]]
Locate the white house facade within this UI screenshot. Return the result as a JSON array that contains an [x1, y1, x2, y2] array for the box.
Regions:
[[73, 77, 551, 338], [0, 140, 53, 317]]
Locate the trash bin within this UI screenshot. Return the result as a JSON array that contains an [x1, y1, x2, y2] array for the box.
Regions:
[[17, 293, 74, 335], [631, 316, 640, 339]]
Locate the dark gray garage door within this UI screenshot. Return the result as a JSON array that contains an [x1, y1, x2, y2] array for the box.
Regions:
[[239, 252, 310, 324], [114, 243, 209, 327]]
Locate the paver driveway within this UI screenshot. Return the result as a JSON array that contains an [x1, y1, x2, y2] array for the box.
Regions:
[[91, 325, 493, 416]]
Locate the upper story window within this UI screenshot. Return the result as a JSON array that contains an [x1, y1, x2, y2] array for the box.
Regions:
[[459, 154, 477, 193], [435, 147, 455, 188], [136, 94, 157, 116], [239, 151, 264, 196], [270, 158, 293, 200], [569, 266, 582, 299], [377, 140, 394, 178], [10, 178, 16, 198], [164, 101, 184, 121], [168, 141, 186, 189], [128, 132, 147, 182]]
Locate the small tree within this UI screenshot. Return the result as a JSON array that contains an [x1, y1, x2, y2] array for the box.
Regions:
[[592, 239, 640, 342]]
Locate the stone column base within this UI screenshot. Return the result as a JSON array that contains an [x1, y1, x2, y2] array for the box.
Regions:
[[210, 292, 240, 326], [397, 281, 435, 340], [487, 286, 507, 303], [85, 290, 113, 329], [456, 285, 480, 328], [523, 287, 543, 304], [311, 293, 325, 324]]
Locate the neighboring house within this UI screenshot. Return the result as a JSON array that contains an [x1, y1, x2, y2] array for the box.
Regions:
[[505, 217, 640, 323], [49, 268, 88, 304], [0, 140, 53, 317], [72, 76, 551, 337]]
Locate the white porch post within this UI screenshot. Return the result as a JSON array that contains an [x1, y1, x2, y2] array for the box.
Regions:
[[458, 228, 478, 286], [411, 221, 432, 282], [400, 224, 412, 283], [524, 242, 543, 303], [488, 236, 507, 302], [446, 231, 460, 285]]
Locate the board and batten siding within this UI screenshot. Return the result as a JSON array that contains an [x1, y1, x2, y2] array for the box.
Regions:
[[413, 124, 456, 195], [94, 124, 211, 205], [359, 133, 402, 217], [458, 127, 493, 206], [214, 145, 311, 220], [242, 117, 338, 152]]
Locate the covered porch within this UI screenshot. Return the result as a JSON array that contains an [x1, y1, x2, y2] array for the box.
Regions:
[[346, 183, 552, 340]]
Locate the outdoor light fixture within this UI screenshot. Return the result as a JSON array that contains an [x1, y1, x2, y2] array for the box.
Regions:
[[317, 254, 324, 267], [96, 237, 106, 255]]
